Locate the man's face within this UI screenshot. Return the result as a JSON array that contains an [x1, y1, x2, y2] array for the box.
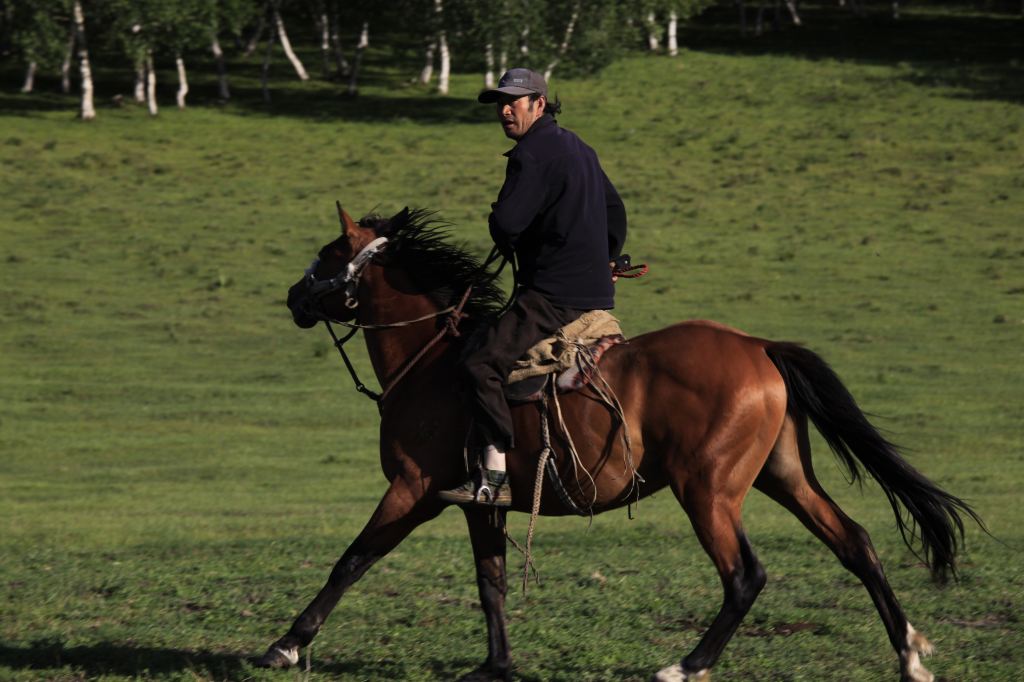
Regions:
[[496, 93, 545, 140]]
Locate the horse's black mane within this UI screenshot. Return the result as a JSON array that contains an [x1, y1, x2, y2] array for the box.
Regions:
[[358, 209, 506, 332]]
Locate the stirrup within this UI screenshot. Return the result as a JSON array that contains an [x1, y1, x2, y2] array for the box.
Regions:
[[438, 470, 511, 507]]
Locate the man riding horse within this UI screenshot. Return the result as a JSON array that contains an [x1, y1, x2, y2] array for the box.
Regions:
[[439, 68, 628, 507]]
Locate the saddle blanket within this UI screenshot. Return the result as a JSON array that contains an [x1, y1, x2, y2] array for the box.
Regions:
[[505, 310, 626, 402]]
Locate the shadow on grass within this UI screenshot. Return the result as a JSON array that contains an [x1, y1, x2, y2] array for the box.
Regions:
[[0, 641, 250, 678], [0, 640, 487, 680], [682, 5, 1024, 103]]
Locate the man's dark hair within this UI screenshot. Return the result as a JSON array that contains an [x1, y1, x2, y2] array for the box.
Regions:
[[530, 92, 561, 119]]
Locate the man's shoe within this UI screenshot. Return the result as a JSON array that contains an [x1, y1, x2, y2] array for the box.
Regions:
[[438, 469, 511, 507]]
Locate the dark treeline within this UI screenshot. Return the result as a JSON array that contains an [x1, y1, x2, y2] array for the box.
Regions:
[[1, 0, 1020, 118]]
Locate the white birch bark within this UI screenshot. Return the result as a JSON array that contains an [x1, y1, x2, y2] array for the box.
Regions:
[[211, 35, 230, 99], [262, 22, 277, 103], [544, 3, 579, 81], [273, 6, 310, 80], [499, 48, 507, 74], [134, 59, 146, 102], [244, 7, 266, 57], [318, 10, 331, 77], [519, 27, 529, 57], [21, 61, 37, 93], [646, 11, 660, 51], [484, 43, 495, 88], [348, 21, 369, 96], [145, 51, 158, 116], [72, 0, 95, 120], [61, 27, 75, 93], [785, 0, 802, 25], [175, 54, 188, 109], [328, 1, 349, 75], [419, 40, 436, 84], [437, 31, 450, 94], [667, 11, 678, 56]]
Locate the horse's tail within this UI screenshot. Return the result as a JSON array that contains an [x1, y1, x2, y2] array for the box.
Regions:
[[764, 341, 984, 583]]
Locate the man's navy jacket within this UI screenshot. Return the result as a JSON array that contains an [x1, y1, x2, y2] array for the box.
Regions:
[[488, 114, 627, 311]]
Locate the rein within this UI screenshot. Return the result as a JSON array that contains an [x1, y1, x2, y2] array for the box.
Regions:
[[325, 286, 474, 409]]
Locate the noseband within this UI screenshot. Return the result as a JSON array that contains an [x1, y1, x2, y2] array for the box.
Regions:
[[304, 236, 390, 314]]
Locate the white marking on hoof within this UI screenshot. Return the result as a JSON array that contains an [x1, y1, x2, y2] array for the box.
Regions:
[[904, 623, 935, 682], [271, 644, 299, 667], [907, 622, 935, 656], [651, 664, 710, 681]]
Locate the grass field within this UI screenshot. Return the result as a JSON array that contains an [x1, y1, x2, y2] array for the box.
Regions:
[[1, 5, 1022, 680]]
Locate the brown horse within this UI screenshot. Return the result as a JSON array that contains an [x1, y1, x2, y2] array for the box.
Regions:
[[256, 206, 981, 681]]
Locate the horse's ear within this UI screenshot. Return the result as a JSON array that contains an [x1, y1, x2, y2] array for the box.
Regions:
[[336, 201, 358, 237], [386, 207, 410, 235]]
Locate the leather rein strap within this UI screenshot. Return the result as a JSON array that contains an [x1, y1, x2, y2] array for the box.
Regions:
[[326, 285, 473, 411]]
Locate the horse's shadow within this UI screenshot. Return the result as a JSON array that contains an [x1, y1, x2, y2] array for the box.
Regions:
[[0, 640, 249, 678], [0, 640, 491, 680]]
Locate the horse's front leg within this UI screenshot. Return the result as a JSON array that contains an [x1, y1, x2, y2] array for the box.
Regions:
[[255, 477, 444, 667], [458, 507, 512, 682]]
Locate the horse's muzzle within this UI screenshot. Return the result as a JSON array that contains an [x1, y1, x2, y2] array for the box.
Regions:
[[287, 277, 319, 329]]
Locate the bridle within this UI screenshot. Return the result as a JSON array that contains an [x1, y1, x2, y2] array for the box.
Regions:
[[300, 236, 502, 410], [303, 235, 389, 311]]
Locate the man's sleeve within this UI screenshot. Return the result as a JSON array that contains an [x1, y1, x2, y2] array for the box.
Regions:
[[489, 155, 549, 251], [604, 172, 627, 258]]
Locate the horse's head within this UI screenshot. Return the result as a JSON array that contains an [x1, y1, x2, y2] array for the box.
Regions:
[[287, 205, 411, 328]]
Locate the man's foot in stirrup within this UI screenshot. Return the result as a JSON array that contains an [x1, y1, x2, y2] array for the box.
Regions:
[[438, 469, 511, 507]]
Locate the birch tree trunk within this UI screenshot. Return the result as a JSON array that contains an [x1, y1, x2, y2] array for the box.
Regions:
[[21, 62, 37, 93], [437, 32, 450, 94], [499, 48, 507, 74], [329, 0, 349, 75], [519, 27, 529, 57], [484, 42, 495, 88], [175, 54, 188, 109], [72, 0, 95, 120], [785, 0, 802, 25], [61, 27, 75, 93], [134, 59, 146, 102], [316, 8, 331, 77], [273, 6, 310, 80], [419, 40, 436, 84], [244, 7, 266, 57], [667, 11, 678, 56], [262, 22, 277, 103], [646, 11, 660, 51], [211, 35, 230, 99], [145, 51, 158, 116], [348, 21, 369, 95], [544, 3, 580, 81]]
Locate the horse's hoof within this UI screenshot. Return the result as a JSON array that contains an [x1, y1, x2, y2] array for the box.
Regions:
[[252, 644, 299, 668], [651, 664, 710, 682]]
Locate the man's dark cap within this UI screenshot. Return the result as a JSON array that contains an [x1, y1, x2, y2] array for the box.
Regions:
[[478, 68, 547, 103]]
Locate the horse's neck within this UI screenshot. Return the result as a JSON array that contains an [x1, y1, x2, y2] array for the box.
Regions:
[[359, 265, 452, 387]]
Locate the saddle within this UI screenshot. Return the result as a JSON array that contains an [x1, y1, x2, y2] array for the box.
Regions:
[[504, 310, 626, 404]]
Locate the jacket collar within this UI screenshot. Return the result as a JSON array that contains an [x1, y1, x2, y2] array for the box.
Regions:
[[503, 114, 557, 157]]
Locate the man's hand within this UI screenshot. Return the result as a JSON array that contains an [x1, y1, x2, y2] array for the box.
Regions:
[[610, 254, 632, 283]]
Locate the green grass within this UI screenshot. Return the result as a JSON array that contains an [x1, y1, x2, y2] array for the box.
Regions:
[[2, 5, 1023, 680]]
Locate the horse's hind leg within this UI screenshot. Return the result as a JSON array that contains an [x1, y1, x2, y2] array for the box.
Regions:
[[459, 508, 512, 681], [255, 477, 444, 668], [655, 484, 768, 680], [754, 414, 935, 682]]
